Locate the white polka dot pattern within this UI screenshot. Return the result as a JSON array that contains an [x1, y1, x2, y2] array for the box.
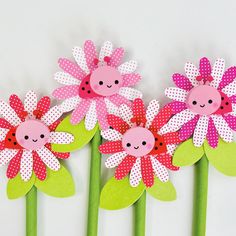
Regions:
[[58, 96, 81, 113], [49, 132, 74, 144], [118, 87, 142, 101], [101, 129, 122, 141], [118, 60, 138, 74], [20, 151, 33, 181], [210, 58, 225, 88], [184, 62, 200, 86], [72, 46, 89, 74], [145, 100, 160, 128], [85, 101, 97, 130], [104, 99, 119, 116], [150, 156, 169, 182], [71, 100, 91, 125], [37, 147, 60, 171], [0, 101, 21, 126], [41, 106, 63, 126], [0, 149, 18, 166], [222, 79, 236, 97], [118, 104, 133, 126], [0, 128, 9, 141], [129, 157, 142, 187], [193, 115, 209, 147], [96, 99, 109, 130], [211, 115, 233, 142], [165, 87, 188, 102], [54, 72, 80, 85], [24, 90, 37, 114], [230, 104, 236, 116], [99, 41, 113, 62], [105, 151, 127, 168], [166, 144, 177, 155], [84, 40, 97, 71]]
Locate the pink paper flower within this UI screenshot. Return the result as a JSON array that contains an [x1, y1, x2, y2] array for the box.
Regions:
[[163, 57, 236, 148], [0, 91, 74, 181], [99, 98, 181, 188], [52, 40, 142, 130]]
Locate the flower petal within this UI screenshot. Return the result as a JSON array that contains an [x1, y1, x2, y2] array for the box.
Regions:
[[84, 40, 97, 71], [218, 66, 236, 90], [54, 72, 80, 85], [224, 114, 236, 131], [167, 101, 187, 114], [0, 118, 12, 129], [104, 99, 119, 116], [172, 73, 193, 91], [49, 132, 74, 144], [72, 46, 89, 74], [96, 99, 109, 130], [199, 57, 211, 77], [122, 74, 141, 87], [184, 62, 200, 86], [165, 87, 188, 102], [107, 114, 130, 134], [157, 153, 179, 171], [0, 149, 18, 166], [37, 96, 51, 116], [101, 129, 122, 141], [41, 106, 62, 126], [163, 132, 181, 144], [141, 157, 154, 187], [206, 117, 218, 148], [105, 151, 127, 168], [109, 48, 125, 67], [0, 101, 21, 126], [32, 151, 46, 181], [118, 87, 142, 100], [108, 94, 132, 107], [99, 141, 123, 154], [132, 98, 146, 125], [118, 104, 133, 126], [210, 58, 225, 88], [9, 94, 24, 118], [85, 101, 97, 130], [20, 151, 33, 181], [37, 147, 60, 171], [151, 156, 169, 182], [193, 115, 209, 147], [211, 115, 233, 142], [0, 128, 9, 141], [222, 79, 236, 97], [130, 158, 142, 187], [24, 91, 37, 114], [99, 41, 113, 62], [7, 150, 22, 179], [58, 96, 80, 113], [52, 85, 79, 100], [145, 100, 160, 128], [118, 61, 137, 74]]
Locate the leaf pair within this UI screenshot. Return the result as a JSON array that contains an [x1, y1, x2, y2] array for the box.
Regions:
[[7, 165, 75, 199], [100, 177, 176, 210], [173, 139, 236, 176]]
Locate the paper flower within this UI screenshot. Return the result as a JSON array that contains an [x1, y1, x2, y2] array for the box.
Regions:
[[99, 98, 181, 188], [164, 57, 236, 148], [0, 91, 74, 182], [52, 40, 142, 130]]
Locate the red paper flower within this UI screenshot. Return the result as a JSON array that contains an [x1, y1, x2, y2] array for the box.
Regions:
[[99, 98, 181, 188]]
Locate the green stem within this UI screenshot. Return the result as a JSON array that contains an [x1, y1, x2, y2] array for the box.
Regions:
[[193, 155, 209, 236], [134, 191, 146, 236], [87, 129, 102, 236], [26, 186, 37, 236]]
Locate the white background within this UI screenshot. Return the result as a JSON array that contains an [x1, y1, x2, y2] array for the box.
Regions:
[[0, 0, 236, 235]]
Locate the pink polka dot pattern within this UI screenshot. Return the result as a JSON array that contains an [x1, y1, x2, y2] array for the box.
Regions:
[[165, 87, 188, 102], [222, 79, 236, 97], [107, 114, 130, 134], [193, 116, 209, 147], [20, 151, 33, 181], [129, 158, 142, 187], [141, 156, 154, 187], [108, 94, 132, 107], [118, 60, 137, 74], [132, 98, 146, 125], [9, 94, 24, 119], [224, 114, 236, 131], [218, 66, 236, 90], [72, 47, 89, 74], [58, 58, 86, 80], [122, 73, 141, 87], [85, 101, 97, 130], [118, 87, 142, 101], [99, 41, 113, 62], [172, 73, 193, 91], [115, 155, 136, 180], [96, 99, 109, 130], [151, 157, 169, 183], [157, 153, 179, 171], [206, 117, 218, 148], [105, 152, 127, 168], [6, 150, 22, 179], [230, 95, 236, 103], [210, 58, 225, 88], [84, 40, 97, 71], [167, 101, 187, 114], [33, 151, 46, 181], [199, 57, 211, 77], [99, 141, 123, 154], [52, 85, 79, 100], [179, 115, 199, 140], [37, 96, 51, 116], [109, 47, 124, 67], [101, 129, 122, 141]]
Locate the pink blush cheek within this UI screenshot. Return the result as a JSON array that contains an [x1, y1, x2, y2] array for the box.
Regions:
[[146, 143, 152, 149], [93, 84, 99, 90], [213, 102, 219, 108]]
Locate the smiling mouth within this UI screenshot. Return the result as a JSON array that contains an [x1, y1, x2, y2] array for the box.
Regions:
[[200, 104, 205, 108], [107, 85, 112, 88], [134, 146, 139, 150], [32, 139, 38, 142]]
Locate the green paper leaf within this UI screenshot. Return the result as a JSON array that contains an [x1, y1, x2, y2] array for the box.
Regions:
[[100, 177, 145, 210], [52, 115, 98, 152], [204, 139, 236, 176], [7, 174, 35, 200], [35, 165, 75, 198], [173, 139, 204, 166], [146, 178, 176, 201]]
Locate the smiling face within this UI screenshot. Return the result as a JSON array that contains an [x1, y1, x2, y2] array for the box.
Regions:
[[186, 85, 221, 115], [122, 127, 155, 157], [16, 120, 50, 150], [90, 66, 123, 96]]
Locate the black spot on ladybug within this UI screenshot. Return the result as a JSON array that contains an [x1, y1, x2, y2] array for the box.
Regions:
[[160, 142, 163, 146], [221, 97, 224, 100], [226, 102, 229, 105], [8, 138, 11, 142], [13, 142, 17, 145], [220, 106, 224, 109], [85, 81, 89, 85], [82, 87, 85, 90], [155, 138, 158, 141], [88, 90, 91, 94], [12, 133, 15, 136], [155, 147, 158, 150]]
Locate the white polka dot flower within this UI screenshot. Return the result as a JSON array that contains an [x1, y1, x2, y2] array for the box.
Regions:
[[52, 40, 142, 130], [164, 57, 236, 148], [0, 91, 74, 183]]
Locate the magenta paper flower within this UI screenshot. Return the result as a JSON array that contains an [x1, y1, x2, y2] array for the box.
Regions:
[[99, 98, 181, 188], [163, 57, 236, 148], [52, 40, 142, 130], [0, 91, 74, 181]]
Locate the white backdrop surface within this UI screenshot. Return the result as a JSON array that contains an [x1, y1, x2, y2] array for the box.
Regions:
[[0, 0, 236, 235]]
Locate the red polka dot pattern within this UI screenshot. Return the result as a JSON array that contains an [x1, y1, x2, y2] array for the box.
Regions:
[[9, 94, 25, 119], [132, 98, 146, 125], [163, 132, 182, 145], [199, 57, 211, 78], [107, 114, 130, 134], [33, 151, 46, 181], [0, 118, 12, 129], [99, 141, 123, 154], [157, 154, 179, 171], [6, 150, 22, 178], [172, 73, 193, 91], [141, 156, 154, 188], [37, 96, 51, 116]]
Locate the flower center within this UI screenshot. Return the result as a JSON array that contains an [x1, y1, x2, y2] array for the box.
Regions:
[[186, 85, 221, 115], [16, 120, 50, 150], [122, 127, 155, 157]]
